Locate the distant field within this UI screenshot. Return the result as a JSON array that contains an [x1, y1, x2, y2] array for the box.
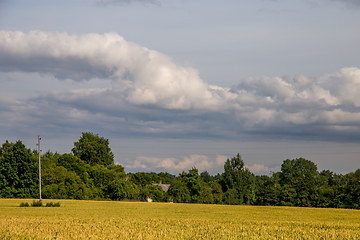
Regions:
[[1, 199, 359, 239]]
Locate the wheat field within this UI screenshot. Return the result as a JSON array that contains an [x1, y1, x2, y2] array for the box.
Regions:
[[0, 199, 359, 239]]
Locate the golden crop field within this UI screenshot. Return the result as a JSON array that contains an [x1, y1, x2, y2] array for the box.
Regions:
[[0, 199, 360, 239]]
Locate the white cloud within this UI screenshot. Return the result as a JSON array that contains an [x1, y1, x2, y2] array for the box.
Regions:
[[125, 154, 227, 174], [245, 164, 281, 175], [0, 30, 228, 111]]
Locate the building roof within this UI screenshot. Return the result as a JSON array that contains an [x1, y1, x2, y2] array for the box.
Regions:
[[152, 183, 171, 192]]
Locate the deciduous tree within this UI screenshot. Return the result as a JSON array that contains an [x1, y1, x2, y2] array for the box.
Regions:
[[72, 132, 114, 166]]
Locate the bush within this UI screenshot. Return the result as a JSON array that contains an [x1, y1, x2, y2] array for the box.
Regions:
[[31, 200, 43, 207], [20, 202, 29, 207], [45, 202, 61, 207]]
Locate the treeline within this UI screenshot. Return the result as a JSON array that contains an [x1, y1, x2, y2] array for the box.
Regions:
[[0, 132, 359, 209]]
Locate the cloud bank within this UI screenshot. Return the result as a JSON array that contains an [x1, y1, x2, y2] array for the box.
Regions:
[[124, 154, 278, 175], [1, 30, 360, 142], [125, 154, 228, 175]]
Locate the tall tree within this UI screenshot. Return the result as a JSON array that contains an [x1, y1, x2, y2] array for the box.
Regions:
[[167, 179, 191, 203], [72, 132, 114, 166], [179, 168, 204, 203], [0, 140, 38, 198], [255, 174, 281, 206], [42, 165, 92, 200], [280, 158, 318, 207], [222, 154, 255, 204]]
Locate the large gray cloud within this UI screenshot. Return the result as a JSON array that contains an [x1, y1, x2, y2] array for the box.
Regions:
[[0, 31, 223, 111], [1, 31, 360, 142]]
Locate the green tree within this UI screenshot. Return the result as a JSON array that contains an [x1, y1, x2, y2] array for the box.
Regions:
[[139, 184, 166, 202], [109, 179, 139, 200], [313, 170, 335, 208], [157, 172, 176, 184], [42, 165, 91, 199], [167, 179, 191, 203], [255, 174, 281, 206], [222, 154, 255, 204], [223, 188, 238, 205], [342, 169, 360, 209], [278, 184, 297, 206], [128, 172, 160, 186], [209, 181, 223, 204], [280, 158, 318, 207], [88, 164, 126, 198], [41, 150, 61, 168], [72, 132, 114, 166], [57, 153, 92, 185], [200, 171, 212, 183], [179, 167, 204, 203], [201, 184, 214, 204], [0, 140, 38, 198]]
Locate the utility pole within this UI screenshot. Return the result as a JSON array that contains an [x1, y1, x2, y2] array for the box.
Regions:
[[37, 135, 42, 202]]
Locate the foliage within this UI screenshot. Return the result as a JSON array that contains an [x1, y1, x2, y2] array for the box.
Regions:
[[88, 164, 126, 198], [179, 168, 204, 203], [222, 154, 256, 204], [254, 174, 281, 206], [280, 158, 318, 207], [31, 200, 43, 207], [200, 171, 212, 183], [109, 179, 139, 200], [42, 165, 92, 200], [0, 140, 38, 198], [45, 202, 61, 207], [19, 202, 29, 207], [57, 153, 92, 186], [208, 181, 223, 204], [167, 179, 191, 203], [1, 135, 360, 210], [139, 184, 166, 202], [72, 132, 114, 166]]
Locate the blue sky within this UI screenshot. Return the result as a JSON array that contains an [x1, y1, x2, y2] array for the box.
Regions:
[[0, 0, 360, 175]]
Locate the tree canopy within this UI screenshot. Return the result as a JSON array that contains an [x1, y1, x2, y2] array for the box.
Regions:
[[0, 140, 38, 198], [1, 135, 360, 209], [72, 132, 114, 166]]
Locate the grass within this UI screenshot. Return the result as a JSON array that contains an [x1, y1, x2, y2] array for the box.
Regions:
[[0, 198, 360, 239]]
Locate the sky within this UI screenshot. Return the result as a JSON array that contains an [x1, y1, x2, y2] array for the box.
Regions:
[[0, 0, 360, 176]]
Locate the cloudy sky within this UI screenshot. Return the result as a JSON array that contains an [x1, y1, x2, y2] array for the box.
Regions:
[[1, 0, 360, 175]]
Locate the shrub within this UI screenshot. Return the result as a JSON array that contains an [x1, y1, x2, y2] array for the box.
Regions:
[[45, 202, 61, 207], [20, 202, 29, 207], [31, 200, 43, 207]]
